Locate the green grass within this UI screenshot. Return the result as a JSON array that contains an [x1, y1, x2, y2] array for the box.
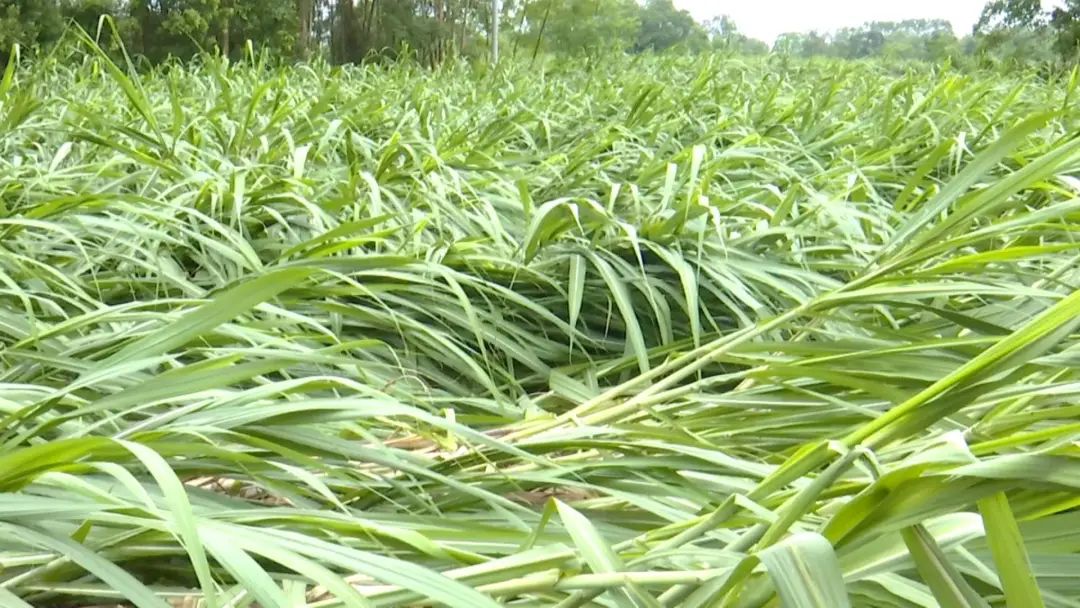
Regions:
[[1, 44, 1080, 607]]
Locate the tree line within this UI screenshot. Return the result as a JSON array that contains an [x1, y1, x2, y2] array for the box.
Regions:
[[774, 20, 967, 63], [773, 2, 1080, 68], [2, 0, 1079, 67], [0, 0, 740, 65]]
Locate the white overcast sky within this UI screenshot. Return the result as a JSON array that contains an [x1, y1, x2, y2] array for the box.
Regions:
[[673, 0, 1064, 44]]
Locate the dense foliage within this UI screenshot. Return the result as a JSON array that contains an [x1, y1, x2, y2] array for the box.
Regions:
[[6, 0, 1080, 70], [774, 5, 1080, 68], [1, 0, 725, 64], [1, 42, 1080, 607], [9, 0, 1080, 67], [774, 19, 968, 62], [972, 0, 1080, 66]]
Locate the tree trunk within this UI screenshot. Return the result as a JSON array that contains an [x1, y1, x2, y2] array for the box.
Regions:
[[363, 0, 379, 56], [298, 0, 314, 59], [220, 14, 231, 57], [212, 0, 231, 58], [531, 0, 553, 63], [132, 0, 152, 56], [512, 0, 529, 58], [461, 0, 474, 55], [491, 0, 500, 64], [334, 0, 358, 62], [435, 0, 446, 64]]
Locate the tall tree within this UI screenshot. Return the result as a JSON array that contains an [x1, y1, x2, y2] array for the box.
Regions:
[[297, 0, 313, 58], [635, 0, 705, 52], [975, 0, 1045, 32], [333, 0, 358, 62], [1050, 0, 1080, 59], [522, 0, 640, 57], [705, 15, 766, 55], [0, 0, 64, 57], [218, 0, 232, 57], [974, 0, 1055, 65], [491, 0, 499, 63], [774, 31, 831, 57]]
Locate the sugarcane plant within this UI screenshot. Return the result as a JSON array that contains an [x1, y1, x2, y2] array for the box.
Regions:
[[1, 35, 1079, 608]]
